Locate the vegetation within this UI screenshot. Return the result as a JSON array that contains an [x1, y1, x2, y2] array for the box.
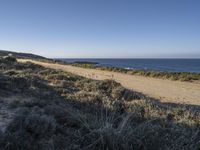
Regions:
[[69, 62, 200, 82], [0, 49, 47, 60], [0, 55, 200, 150], [2, 48, 199, 82], [71, 62, 97, 69]]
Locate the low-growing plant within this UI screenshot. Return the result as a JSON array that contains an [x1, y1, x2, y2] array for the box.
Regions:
[[1, 59, 200, 150], [67, 61, 200, 82]]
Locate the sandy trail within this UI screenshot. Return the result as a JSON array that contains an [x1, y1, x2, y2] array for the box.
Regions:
[[18, 59, 200, 105]]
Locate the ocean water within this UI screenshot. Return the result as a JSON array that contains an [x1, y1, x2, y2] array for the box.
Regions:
[[60, 59, 200, 73]]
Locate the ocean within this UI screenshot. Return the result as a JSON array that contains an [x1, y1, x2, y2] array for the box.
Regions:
[[60, 59, 200, 73]]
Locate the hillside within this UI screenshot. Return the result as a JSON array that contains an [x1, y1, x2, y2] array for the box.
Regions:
[[19, 59, 200, 105], [0, 50, 47, 60], [0, 52, 200, 150]]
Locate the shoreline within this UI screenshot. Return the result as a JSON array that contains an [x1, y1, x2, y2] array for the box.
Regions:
[[63, 60, 200, 82], [31, 58, 200, 82]]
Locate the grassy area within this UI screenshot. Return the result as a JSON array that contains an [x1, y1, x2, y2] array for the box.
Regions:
[[0, 55, 200, 149], [72, 62, 97, 69]]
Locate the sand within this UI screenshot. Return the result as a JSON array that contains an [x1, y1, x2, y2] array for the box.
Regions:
[[18, 59, 200, 105]]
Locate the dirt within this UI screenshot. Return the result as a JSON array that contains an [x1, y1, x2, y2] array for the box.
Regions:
[[18, 59, 200, 105]]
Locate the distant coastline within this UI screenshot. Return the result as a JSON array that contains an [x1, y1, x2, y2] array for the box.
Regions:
[[52, 58, 200, 82], [59, 58, 200, 73]]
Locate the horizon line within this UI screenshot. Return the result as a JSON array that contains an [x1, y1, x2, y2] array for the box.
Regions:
[[1, 49, 200, 59], [54, 57, 200, 59]]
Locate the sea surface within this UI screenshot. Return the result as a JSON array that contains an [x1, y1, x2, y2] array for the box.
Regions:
[[60, 59, 200, 73]]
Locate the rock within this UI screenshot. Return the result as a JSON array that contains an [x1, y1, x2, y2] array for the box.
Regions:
[[3, 55, 17, 62]]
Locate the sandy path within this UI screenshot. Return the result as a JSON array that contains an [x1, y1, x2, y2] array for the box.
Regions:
[[18, 59, 200, 105]]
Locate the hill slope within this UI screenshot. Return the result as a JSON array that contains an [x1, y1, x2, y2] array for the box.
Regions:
[[0, 51, 200, 150], [0, 49, 47, 60], [19, 59, 200, 105]]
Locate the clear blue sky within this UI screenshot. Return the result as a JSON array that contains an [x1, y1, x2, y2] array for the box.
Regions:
[[0, 0, 200, 58]]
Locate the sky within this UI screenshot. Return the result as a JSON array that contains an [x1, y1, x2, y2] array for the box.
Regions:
[[0, 0, 200, 58]]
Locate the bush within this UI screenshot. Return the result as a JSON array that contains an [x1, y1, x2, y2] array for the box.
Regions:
[[3, 108, 56, 150], [111, 87, 141, 101], [44, 105, 84, 128], [0, 130, 4, 144]]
